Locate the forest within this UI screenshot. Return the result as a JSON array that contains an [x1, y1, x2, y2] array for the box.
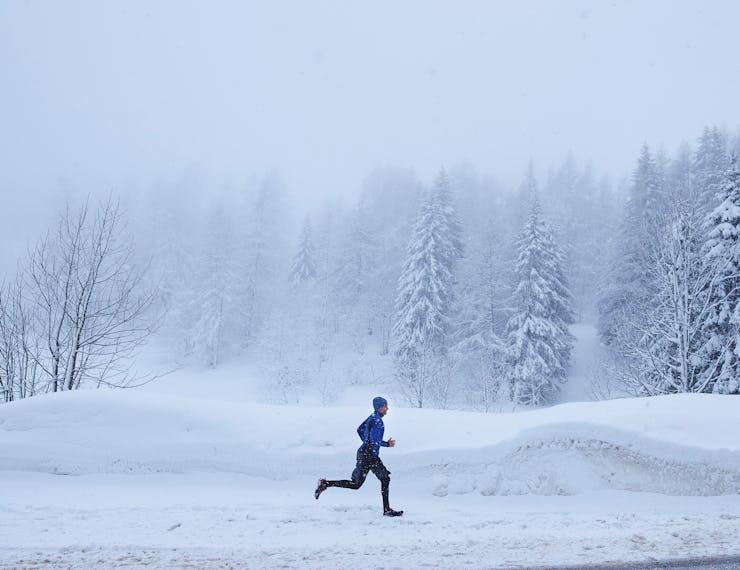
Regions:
[[1, 126, 739, 408]]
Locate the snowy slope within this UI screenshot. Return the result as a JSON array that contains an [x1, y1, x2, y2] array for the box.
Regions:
[[1, 388, 739, 568]]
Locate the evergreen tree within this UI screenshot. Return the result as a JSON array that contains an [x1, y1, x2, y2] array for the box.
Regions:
[[454, 221, 508, 410], [598, 145, 664, 348], [356, 166, 421, 354], [332, 212, 377, 310], [238, 174, 290, 346], [432, 169, 464, 266], [186, 205, 240, 367], [544, 154, 614, 321], [699, 156, 740, 394], [126, 178, 200, 354], [289, 217, 317, 290], [512, 161, 538, 233], [313, 199, 345, 332], [693, 126, 728, 215], [505, 196, 574, 407], [145, 208, 196, 352], [326, 209, 381, 361], [668, 142, 693, 203], [393, 169, 462, 407]]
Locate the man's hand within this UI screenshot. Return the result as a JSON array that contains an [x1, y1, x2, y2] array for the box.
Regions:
[[387, 438, 396, 447]]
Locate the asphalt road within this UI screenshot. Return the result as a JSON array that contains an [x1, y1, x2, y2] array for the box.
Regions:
[[531, 556, 740, 570], [4, 554, 740, 569]]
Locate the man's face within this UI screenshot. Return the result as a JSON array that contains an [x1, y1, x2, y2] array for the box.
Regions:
[[378, 405, 389, 416]]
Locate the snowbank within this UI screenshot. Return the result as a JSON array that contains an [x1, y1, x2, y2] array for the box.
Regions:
[[1, 389, 738, 497]]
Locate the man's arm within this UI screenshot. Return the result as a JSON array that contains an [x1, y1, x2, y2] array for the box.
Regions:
[[372, 421, 395, 447], [357, 421, 366, 441]]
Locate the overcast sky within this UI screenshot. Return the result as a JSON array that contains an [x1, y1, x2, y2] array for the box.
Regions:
[[1, 0, 740, 248]]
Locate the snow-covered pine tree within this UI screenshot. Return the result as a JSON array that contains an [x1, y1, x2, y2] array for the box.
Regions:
[[145, 208, 196, 351], [598, 145, 664, 349], [313, 200, 344, 333], [515, 161, 538, 230], [668, 143, 693, 203], [356, 166, 421, 355], [699, 155, 740, 394], [449, 164, 513, 410], [693, 126, 728, 217], [289, 217, 317, 290], [454, 221, 508, 410], [393, 168, 462, 408], [327, 209, 381, 361], [332, 211, 377, 312], [258, 214, 326, 404], [544, 155, 617, 322], [186, 204, 239, 368], [505, 196, 574, 407], [238, 174, 290, 347], [433, 169, 464, 268]]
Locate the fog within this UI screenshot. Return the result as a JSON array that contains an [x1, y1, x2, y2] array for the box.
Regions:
[[1, 0, 739, 270]]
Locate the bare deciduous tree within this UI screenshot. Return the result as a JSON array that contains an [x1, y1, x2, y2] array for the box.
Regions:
[[0, 198, 158, 400], [0, 278, 40, 401]]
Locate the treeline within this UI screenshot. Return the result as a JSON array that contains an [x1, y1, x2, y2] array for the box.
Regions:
[[1, 126, 738, 407], [599, 128, 739, 396], [123, 159, 613, 409]]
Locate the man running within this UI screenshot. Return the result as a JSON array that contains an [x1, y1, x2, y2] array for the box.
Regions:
[[314, 396, 403, 517]]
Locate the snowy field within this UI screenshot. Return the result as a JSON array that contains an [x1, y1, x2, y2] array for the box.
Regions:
[[1, 388, 739, 569]]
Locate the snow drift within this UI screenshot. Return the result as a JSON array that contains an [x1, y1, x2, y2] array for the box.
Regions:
[[1, 390, 738, 497]]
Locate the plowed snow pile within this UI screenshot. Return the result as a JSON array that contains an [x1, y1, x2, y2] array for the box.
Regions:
[[2, 391, 738, 495]]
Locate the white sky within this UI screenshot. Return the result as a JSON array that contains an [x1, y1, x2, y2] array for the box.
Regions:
[[1, 0, 739, 235]]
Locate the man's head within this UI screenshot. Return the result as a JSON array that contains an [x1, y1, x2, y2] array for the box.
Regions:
[[373, 396, 389, 415]]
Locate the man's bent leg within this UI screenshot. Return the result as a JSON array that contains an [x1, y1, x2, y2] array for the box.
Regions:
[[326, 453, 371, 490]]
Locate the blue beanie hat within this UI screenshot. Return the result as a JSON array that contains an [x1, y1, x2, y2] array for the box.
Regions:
[[373, 396, 388, 410]]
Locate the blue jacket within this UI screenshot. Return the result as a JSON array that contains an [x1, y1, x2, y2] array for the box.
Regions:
[[356, 411, 389, 457]]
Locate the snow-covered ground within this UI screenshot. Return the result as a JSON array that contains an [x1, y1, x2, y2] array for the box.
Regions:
[[1, 387, 739, 569]]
